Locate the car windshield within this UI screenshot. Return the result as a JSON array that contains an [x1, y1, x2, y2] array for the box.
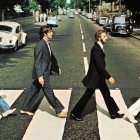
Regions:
[[101, 17, 107, 20], [114, 17, 125, 24], [0, 25, 12, 32]]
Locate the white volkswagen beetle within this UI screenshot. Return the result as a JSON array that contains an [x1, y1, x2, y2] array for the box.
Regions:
[[0, 21, 27, 51]]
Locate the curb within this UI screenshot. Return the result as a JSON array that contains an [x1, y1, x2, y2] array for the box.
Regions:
[[131, 34, 140, 40]]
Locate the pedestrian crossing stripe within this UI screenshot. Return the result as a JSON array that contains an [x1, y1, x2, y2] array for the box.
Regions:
[[0, 90, 23, 107], [22, 89, 72, 140], [0, 89, 139, 140], [96, 89, 139, 140]]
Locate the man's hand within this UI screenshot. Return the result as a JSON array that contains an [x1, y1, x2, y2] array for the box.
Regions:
[[108, 77, 115, 85], [38, 76, 44, 87]]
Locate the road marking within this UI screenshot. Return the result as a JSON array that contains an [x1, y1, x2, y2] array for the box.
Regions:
[[23, 89, 72, 140], [96, 90, 140, 140], [82, 34, 84, 40], [83, 42, 86, 52], [83, 57, 88, 75], [0, 90, 23, 107], [81, 29, 83, 34]]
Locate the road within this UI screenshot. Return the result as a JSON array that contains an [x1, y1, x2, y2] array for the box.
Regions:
[[0, 14, 140, 139]]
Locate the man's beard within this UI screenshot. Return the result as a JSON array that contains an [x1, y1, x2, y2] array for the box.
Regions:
[[101, 38, 106, 44]]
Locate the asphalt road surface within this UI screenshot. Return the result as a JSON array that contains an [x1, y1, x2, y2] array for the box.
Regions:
[[0, 14, 140, 139]]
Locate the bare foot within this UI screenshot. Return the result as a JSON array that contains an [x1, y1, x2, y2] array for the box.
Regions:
[[56, 111, 67, 118], [20, 110, 34, 116]]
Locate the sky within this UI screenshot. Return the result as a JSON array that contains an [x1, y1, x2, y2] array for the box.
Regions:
[[66, 0, 71, 4]]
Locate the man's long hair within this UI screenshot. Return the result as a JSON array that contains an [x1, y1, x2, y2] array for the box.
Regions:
[[95, 30, 107, 41]]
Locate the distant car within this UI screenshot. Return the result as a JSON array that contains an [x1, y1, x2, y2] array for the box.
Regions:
[[0, 21, 27, 51], [47, 16, 58, 27], [103, 18, 112, 32], [98, 17, 108, 25], [86, 13, 92, 19], [81, 11, 87, 16], [68, 13, 74, 18], [74, 11, 79, 15]]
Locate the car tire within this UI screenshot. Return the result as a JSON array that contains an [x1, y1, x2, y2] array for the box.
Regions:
[[13, 42, 18, 52], [24, 36, 27, 46]]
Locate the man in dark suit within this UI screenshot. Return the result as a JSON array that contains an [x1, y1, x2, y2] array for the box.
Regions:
[[20, 27, 67, 118], [70, 30, 124, 121]]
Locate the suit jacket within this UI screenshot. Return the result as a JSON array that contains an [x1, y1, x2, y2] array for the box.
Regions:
[[32, 39, 59, 80], [82, 42, 111, 88]]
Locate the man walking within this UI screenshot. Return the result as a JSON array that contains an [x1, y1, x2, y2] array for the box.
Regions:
[[70, 30, 124, 121], [20, 27, 67, 118]]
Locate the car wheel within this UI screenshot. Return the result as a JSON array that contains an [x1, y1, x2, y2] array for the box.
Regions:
[[13, 42, 18, 51], [24, 36, 27, 45]]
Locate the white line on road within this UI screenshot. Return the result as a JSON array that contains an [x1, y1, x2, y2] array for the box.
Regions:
[[81, 29, 83, 34], [83, 57, 89, 75], [83, 42, 86, 52], [96, 90, 140, 140], [0, 90, 23, 107], [23, 89, 72, 140], [82, 34, 84, 40]]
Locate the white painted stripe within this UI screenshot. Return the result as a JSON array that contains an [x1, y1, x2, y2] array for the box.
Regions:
[[83, 57, 89, 75], [82, 34, 84, 40], [0, 90, 23, 107], [23, 89, 72, 140], [96, 90, 139, 140], [83, 42, 86, 52], [81, 29, 83, 34]]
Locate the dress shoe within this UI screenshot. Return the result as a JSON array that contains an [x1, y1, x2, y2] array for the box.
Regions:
[[56, 111, 67, 118], [20, 110, 34, 116], [69, 113, 83, 121], [126, 112, 138, 124], [110, 113, 124, 119], [2, 108, 16, 118]]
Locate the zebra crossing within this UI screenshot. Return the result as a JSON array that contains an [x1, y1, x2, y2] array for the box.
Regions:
[[0, 89, 139, 140]]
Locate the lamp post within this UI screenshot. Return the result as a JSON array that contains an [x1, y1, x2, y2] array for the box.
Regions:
[[89, 0, 91, 13], [119, 0, 121, 14], [99, 0, 101, 17]]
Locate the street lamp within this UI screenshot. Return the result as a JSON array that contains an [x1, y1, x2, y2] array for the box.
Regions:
[[119, 0, 122, 14], [89, 0, 91, 13], [99, 0, 101, 17]]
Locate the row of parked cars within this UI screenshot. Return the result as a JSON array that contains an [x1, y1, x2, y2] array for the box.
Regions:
[[96, 14, 134, 36], [80, 11, 134, 36]]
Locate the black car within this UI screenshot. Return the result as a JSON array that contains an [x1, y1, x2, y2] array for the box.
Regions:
[[110, 15, 133, 36]]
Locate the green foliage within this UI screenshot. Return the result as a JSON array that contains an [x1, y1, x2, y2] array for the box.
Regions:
[[29, 0, 39, 10]]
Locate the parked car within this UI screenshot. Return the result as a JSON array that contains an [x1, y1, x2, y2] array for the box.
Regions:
[[0, 21, 27, 51], [47, 16, 58, 27], [110, 14, 133, 36], [98, 17, 108, 25], [86, 13, 93, 19], [103, 18, 112, 32], [68, 12, 74, 18]]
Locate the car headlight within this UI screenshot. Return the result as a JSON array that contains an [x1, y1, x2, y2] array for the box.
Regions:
[[130, 25, 133, 29]]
